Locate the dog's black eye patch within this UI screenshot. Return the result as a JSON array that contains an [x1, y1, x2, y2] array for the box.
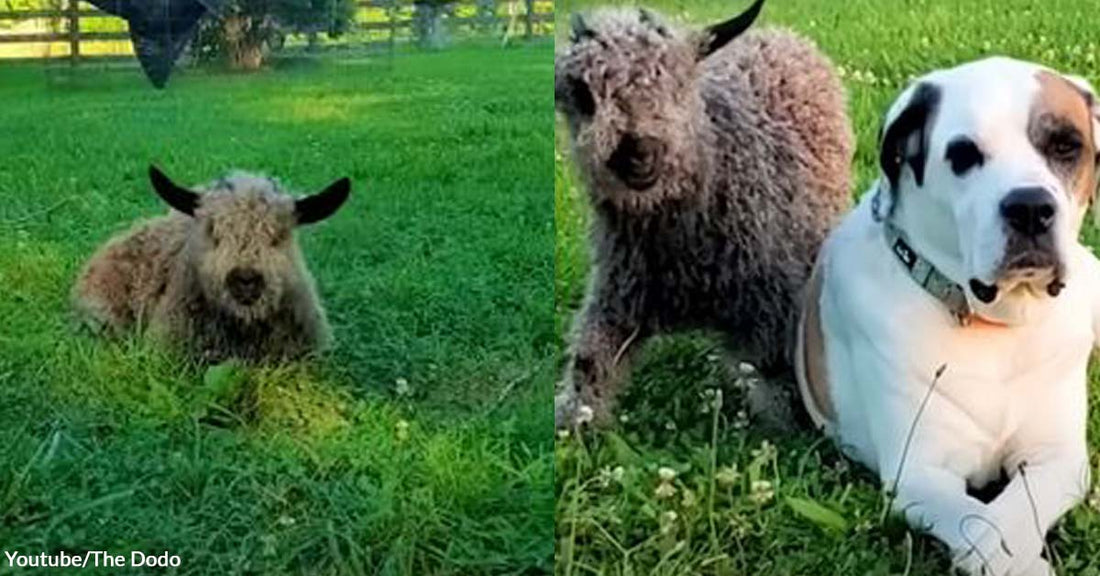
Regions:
[[945, 137, 985, 176], [570, 77, 595, 117]]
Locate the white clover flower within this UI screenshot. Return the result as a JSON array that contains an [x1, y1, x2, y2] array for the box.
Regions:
[[752, 440, 777, 462], [575, 404, 594, 425], [732, 410, 749, 430], [715, 465, 741, 488], [395, 419, 410, 442], [655, 482, 677, 500], [749, 480, 774, 504], [395, 377, 411, 397], [658, 467, 677, 482], [1088, 484, 1100, 512]]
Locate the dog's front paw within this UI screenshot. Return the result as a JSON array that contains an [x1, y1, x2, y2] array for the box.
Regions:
[[953, 519, 1049, 576], [954, 519, 1014, 576], [1015, 555, 1052, 576]]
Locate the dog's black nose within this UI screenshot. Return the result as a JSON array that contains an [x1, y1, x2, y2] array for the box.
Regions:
[[1000, 187, 1056, 237], [226, 267, 265, 305], [606, 133, 664, 191]]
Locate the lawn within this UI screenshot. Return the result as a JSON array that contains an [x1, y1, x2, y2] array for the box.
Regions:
[[554, 0, 1100, 574], [0, 43, 554, 574]]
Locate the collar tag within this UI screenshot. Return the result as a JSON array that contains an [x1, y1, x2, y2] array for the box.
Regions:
[[882, 219, 972, 325], [892, 238, 917, 269]]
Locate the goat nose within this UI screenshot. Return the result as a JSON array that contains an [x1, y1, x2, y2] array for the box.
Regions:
[[226, 267, 264, 304], [606, 133, 663, 191], [999, 187, 1056, 237]]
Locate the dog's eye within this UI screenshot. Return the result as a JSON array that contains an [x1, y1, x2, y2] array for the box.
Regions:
[[1048, 133, 1082, 161], [944, 137, 984, 176], [570, 77, 596, 117]]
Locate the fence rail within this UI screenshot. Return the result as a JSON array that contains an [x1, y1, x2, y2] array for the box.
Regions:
[[0, 0, 553, 62]]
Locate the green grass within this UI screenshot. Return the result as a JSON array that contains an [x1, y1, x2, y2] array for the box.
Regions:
[[554, 1, 1100, 574], [0, 43, 553, 574]]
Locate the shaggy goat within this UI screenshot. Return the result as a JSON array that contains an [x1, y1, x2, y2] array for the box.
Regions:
[[74, 166, 351, 362], [554, 0, 853, 427]]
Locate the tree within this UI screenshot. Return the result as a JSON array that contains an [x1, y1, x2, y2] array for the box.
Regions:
[[411, 0, 454, 49], [195, 0, 355, 70]]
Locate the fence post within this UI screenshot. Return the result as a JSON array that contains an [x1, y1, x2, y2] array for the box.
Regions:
[[523, 0, 533, 39], [68, 0, 80, 65], [389, 0, 398, 50]]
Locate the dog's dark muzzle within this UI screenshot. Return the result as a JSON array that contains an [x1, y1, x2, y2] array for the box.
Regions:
[[606, 133, 665, 191]]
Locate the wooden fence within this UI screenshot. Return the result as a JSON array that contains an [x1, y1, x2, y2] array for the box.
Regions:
[[0, 0, 554, 63]]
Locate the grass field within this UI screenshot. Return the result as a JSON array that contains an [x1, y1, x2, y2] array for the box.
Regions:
[[554, 1, 1100, 574], [0, 43, 553, 574]]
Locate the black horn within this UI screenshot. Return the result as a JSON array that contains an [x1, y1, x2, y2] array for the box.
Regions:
[[570, 13, 595, 43], [638, 8, 669, 37], [149, 165, 200, 216], [295, 178, 351, 225], [698, 0, 765, 59]]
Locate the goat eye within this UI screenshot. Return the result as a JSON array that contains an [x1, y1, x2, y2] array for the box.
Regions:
[[205, 221, 219, 245], [944, 137, 984, 176], [570, 77, 596, 117]]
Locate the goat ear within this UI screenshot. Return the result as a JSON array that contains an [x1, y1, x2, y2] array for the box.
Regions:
[[295, 178, 351, 225], [696, 0, 764, 60], [149, 165, 199, 216]]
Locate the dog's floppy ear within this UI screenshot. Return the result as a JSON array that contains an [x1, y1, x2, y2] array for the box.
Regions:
[[1062, 74, 1100, 220], [880, 82, 942, 190], [696, 0, 764, 60], [876, 82, 941, 219], [1063, 74, 1100, 157], [149, 165, 199, 216]]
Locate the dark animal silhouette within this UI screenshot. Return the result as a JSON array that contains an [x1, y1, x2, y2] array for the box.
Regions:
[[85, 0, 224, 88]]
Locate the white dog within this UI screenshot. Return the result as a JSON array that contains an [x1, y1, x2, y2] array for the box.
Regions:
[[796, 57, 1100, 575]]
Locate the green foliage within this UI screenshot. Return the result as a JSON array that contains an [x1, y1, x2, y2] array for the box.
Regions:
[[267, 0, 356, 36], [555, 0, 1100, 573], [196, 0, 357, 68], [0, 43, 554, 574]]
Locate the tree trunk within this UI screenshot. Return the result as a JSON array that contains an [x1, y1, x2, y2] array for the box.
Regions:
[[222, 14, 268, 70], [413, 2, 453, 49]]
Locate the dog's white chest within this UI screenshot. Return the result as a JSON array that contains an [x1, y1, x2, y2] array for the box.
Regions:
[[818, 204, 1095, 483]]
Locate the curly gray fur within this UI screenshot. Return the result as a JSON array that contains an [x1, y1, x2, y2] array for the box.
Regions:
[[555, 6, 853, 427], [73, 169, 349, 363]]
